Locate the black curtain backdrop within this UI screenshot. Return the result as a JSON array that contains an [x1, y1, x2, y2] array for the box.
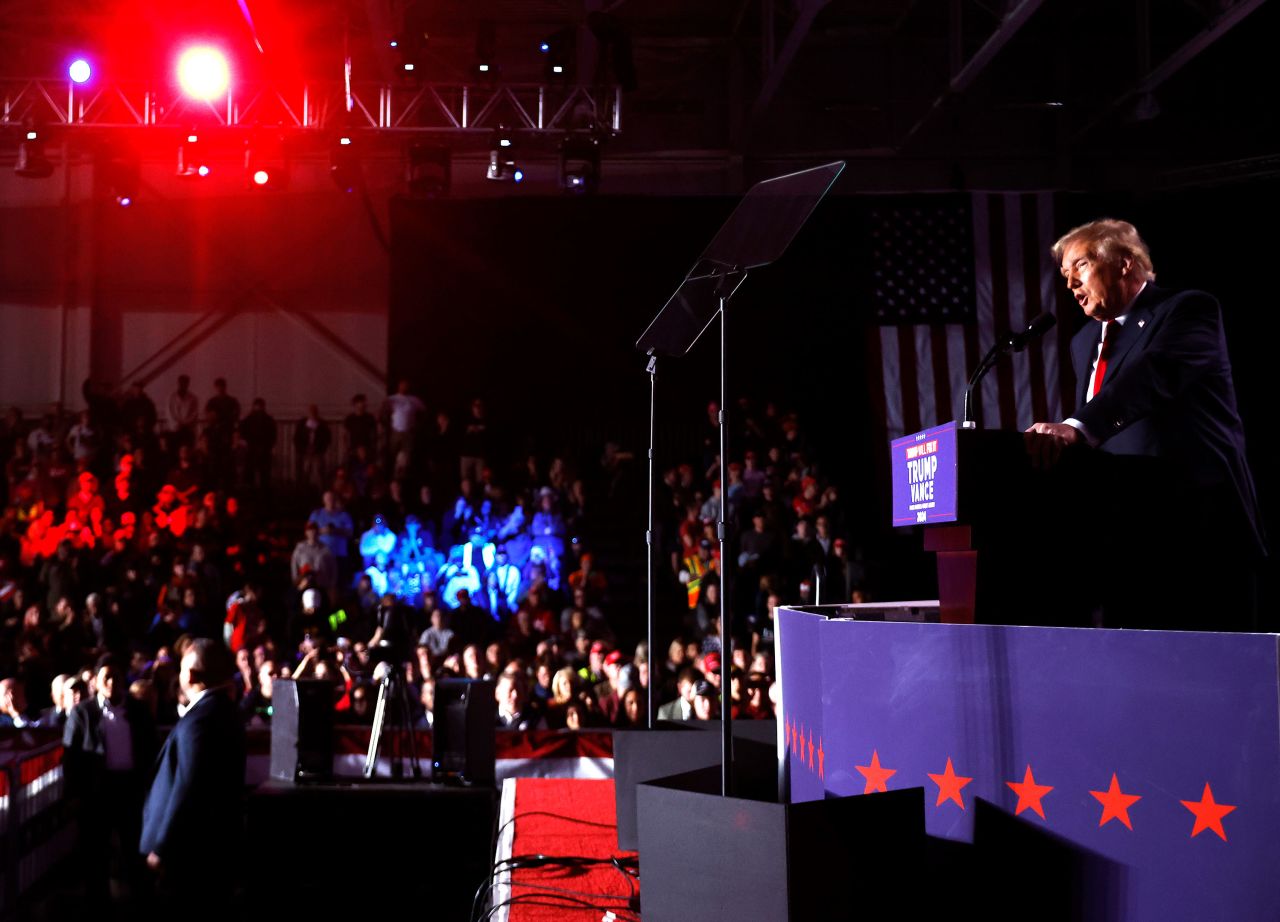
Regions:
[[390, 186, 1279, 623]]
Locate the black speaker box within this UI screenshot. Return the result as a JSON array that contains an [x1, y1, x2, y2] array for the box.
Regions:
[[637, 766, 925, 921], [432, 678, 496, 786], [269, 678, 334, 782]]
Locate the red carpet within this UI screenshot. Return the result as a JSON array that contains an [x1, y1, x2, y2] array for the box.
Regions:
[[494, 778, 639, 922]]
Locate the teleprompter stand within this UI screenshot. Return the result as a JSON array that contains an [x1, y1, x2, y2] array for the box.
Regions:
[[634, 160, 844, 794]]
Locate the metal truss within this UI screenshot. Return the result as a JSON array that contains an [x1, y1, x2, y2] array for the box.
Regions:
[[0, 79, 621, 135]]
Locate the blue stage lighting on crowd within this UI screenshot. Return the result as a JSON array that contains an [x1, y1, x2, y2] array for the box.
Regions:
[[69, 59, 92, 84]]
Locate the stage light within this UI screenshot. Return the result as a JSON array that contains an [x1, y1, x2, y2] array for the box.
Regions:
[[330, 134, 360, 193], [390, 40, 399, 48], [475, 19, 496, 78], [69, 59, 92, 84], [117, 196, 132, 207], [486, 150, 520, 183], [177, 46, 230, 101], [176, 131, 209, 178], [542, 27, 575, 82], [244, 135, 288, 190], [560, 133, 600, 194], [486, 128, 522, 182], [406, 142, 450, 198], [15, 131, 53, 179], [404, 63, 415, 71], [540, 42, 550, 53]]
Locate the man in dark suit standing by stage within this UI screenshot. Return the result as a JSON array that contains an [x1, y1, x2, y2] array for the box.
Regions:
[[63, 653, 158, 908], [140, 638, 245, 915], [1027, 219, 1265, 629]]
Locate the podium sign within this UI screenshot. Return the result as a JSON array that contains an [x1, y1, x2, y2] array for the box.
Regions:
[[889, 421, 959, 526]]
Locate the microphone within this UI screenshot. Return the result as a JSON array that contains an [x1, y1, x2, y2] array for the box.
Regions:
[[1006, 311, 1056, 352], [961, 311, 1057, 428]]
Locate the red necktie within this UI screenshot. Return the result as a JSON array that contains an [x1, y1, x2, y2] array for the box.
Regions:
[[1090, 321, 1114, 399]]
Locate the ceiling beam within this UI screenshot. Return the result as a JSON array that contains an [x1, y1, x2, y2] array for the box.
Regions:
[[749, 0, 830, 129], [1073, 0, 1268, 142], [896, 0, 1047, 150]]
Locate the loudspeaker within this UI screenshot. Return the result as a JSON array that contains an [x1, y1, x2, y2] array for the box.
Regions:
[[269, 678, 335, 782], [432, 678, 496, 786]]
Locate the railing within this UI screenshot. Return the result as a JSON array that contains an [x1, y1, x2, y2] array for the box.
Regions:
[[0, 737, 71, 917]]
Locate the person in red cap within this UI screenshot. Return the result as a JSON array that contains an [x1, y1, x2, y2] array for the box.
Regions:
[[594, 648, 627, 723], [701, 650, 722, 690]]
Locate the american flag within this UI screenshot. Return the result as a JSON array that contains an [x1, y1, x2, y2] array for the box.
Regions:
[[868, 193, 1072, 439]]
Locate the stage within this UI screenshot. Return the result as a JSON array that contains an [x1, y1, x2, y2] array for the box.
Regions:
[[490, 778, 638, 922]]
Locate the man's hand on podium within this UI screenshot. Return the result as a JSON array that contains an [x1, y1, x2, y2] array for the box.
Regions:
[[1024, 422, 1083, 469]]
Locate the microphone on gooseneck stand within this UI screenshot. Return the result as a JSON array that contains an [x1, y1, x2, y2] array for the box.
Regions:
[[961, 311, 1057, 428]]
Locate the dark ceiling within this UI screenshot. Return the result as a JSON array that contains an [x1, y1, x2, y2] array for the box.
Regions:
[[0, 0, 1275, 191]]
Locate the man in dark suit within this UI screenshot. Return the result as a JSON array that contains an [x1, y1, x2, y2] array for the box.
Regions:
[[63, 654, 158, 907], [140, 637, 245, 914], [1028, 219, 1265, 629]]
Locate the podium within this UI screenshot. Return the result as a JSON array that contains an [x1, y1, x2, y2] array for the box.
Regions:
[[891, 419, 1235, 629], [890, 421, 1085, 625]]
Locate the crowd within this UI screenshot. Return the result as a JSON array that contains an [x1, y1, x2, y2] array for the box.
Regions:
[[0, 375, 879, 743]]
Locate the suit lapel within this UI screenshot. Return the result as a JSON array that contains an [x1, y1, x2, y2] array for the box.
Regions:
[[1098, 284, 1162, 384]]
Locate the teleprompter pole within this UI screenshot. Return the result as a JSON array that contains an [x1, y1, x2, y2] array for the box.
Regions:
[[645, 352, 657, 729]]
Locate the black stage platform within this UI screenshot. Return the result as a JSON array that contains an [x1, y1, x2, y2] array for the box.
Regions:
[[246, 780, 496, 918]]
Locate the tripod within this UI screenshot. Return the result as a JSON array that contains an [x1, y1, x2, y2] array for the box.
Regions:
[[363, 662, 422, 780]]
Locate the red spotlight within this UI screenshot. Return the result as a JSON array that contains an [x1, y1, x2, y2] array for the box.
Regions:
[[177, 46, 230, 101]]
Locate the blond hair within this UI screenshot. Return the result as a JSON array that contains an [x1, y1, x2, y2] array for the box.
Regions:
[[1052, 219, 1156, 281]]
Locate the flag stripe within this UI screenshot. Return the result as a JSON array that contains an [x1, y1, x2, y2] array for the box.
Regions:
[[1022, 193, 1049, 424], [972, 196, 1000, 429], [947, 324, 969, 424], [898, 325, 922, 434], [878, 325, 903, 437], [871, 193, 1063, 441], [988, 196, 1019, 430], [1038, 192, 1064, 421], [930, 323, 952, 426]]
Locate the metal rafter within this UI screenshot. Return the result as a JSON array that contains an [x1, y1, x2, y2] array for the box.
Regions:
[[749, 0, 831, 128], [0, 79, 621, 135], [896, 0, 1047, 150], [1072, 0, 1267, 142]]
